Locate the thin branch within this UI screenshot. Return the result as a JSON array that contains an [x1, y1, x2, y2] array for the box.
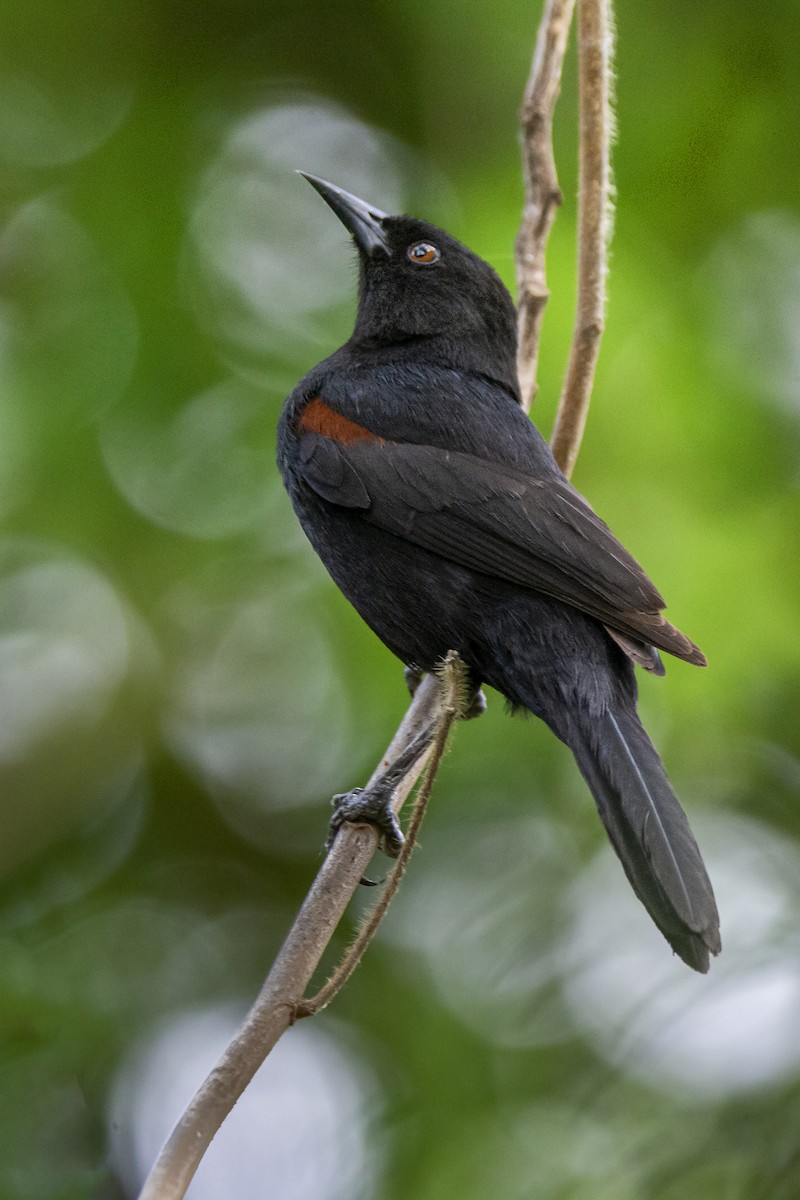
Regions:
[[550, 0, 614, 476], [515, 0, 576, 415], [138, 665, 460, 1200], [139, 2, 592, 1192]]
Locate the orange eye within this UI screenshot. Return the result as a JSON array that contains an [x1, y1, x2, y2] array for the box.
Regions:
[[407, 241, 440, 265]]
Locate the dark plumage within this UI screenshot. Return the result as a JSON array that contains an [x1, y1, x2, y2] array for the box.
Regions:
[[278, 175, 720, 972]]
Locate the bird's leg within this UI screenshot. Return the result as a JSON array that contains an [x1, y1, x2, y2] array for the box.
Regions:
[[327, 723, 437, 858], [404, 663, 423, 698], [460, 665, 487, 720], [462, 683, 487, 720]]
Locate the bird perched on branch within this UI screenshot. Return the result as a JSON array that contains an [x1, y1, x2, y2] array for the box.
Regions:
[[278, 174, 720, 972]]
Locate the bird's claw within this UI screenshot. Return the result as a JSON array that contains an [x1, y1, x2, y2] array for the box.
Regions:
[[327, 785, 405, 858]]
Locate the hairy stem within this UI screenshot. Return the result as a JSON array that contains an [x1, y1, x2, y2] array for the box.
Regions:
[[516, 0, 576, 414], [550, 0, 614, 476], [137, 1, 602, 1192]]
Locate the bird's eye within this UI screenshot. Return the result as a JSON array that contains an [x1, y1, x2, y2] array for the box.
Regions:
[[407, 241, 441, 266]]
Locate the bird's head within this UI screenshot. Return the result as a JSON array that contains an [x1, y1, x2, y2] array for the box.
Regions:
[[299, 173, 520, 396]]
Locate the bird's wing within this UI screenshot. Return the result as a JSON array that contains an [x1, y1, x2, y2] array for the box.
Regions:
[[296, 429, 704, 665]]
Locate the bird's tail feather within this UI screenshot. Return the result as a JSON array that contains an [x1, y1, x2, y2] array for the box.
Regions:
[[567, 705, 720, 972]]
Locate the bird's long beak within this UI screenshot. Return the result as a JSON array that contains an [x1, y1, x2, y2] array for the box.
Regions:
[[298, 172, 392, 257]]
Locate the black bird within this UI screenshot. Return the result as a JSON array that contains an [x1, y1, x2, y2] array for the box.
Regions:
[[278, 174, 720, 972]]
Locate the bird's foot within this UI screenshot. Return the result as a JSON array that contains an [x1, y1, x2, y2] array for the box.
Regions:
[[327, 784, 405, 858], [326, 722, 436, 860]]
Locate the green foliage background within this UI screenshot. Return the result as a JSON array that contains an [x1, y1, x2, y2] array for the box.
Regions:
[[1, 0, 799, 1196]]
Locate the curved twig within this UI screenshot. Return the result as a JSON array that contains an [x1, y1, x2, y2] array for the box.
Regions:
[[516, 0, 577, 415], [137, 1, 609, 1193], [550, 0, 614, 476]]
